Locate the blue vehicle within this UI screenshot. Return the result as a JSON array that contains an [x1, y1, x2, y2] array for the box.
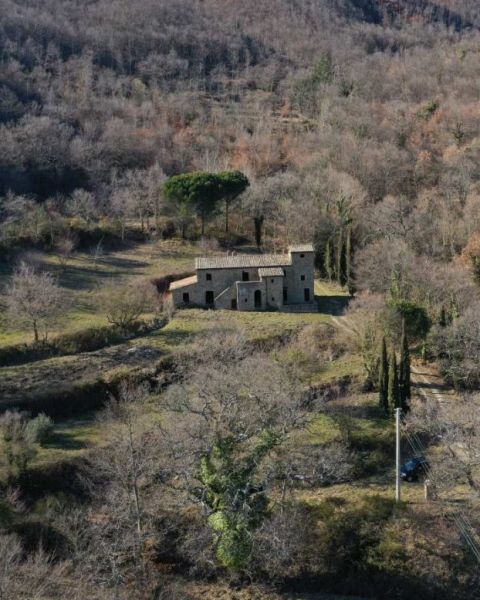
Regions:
[[401, 457, 429, 482]]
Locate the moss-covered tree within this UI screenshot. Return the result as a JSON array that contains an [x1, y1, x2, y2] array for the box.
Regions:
[[164, 340, 305, 572], [196, 431, 276, 569]]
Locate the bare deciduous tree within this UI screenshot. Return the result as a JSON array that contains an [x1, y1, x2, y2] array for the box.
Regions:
[[56, 235, 77, 270], [162, 333, 307, 570], [81, 382, 162, 597], [250, 504, 319, 582], [98, 278, 157, 331], [344, 293, 386, 387], [406, 395, 480, 496], [5, 262, 70, 342], [0, 533, 67, 600], [65, 189, 98, 225]]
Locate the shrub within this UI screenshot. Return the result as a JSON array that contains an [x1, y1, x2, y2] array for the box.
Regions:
[[0, 410, 36, 479], [206, 229, 249, 249], [429, 302, 480, 389], [417, 99, 439, 120], [151, 271, 194, 294], [24, 413, 54, 445], [251, 503, 320, 581], [160, 219, 176, 239]]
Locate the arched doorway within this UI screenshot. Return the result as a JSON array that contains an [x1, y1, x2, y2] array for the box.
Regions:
[[254, 290, 262, 308]]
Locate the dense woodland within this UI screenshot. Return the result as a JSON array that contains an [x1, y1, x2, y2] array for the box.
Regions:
[[2, 0, 480, 598]]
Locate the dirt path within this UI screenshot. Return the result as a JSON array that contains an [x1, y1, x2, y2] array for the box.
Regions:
[[329, 312, 457, 408], [410, 363, 456, 406]]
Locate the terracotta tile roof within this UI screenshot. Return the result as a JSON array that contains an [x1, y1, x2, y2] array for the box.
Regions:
[[195, 253, 291, 270], [169, 275, 198, 290], [258, 267, 285, 277]]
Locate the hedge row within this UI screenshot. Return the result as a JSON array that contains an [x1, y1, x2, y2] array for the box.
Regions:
[[0, 366, 157, 419], [0, 318, 167, 367]]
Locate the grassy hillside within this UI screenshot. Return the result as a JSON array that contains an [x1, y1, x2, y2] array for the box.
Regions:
[[0, 239, 199, 347], [1, 239, 478, 598], [2, 0, 480, 595]]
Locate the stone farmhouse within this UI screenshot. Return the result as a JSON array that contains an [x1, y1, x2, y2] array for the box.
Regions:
[[169, 244, 316, 312]]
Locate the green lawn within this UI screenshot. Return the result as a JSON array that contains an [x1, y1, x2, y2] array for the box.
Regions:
[[0, 243, 349, 349], [0, 246, 365, 487], [0, 239, 200, 347], [309, 353, 364, 385], [0, 307, 334, 407], [314, 280, 350, 297], [34, 419, 103, 467], [131, 307, 333, 354]]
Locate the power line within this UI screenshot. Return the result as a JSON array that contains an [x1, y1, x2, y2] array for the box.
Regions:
[[400, 417, 480, 562]]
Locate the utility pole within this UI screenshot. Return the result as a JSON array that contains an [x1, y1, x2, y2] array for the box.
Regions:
[[395, 407, 401, 503]]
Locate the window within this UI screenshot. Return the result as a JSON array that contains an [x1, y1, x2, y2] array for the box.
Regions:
[[206, 272, 212, 281], [244, 298, 248, 302], [242, 271, 249, 281], [183, 292, 189, 303], [205, 291, 214, 305], [271, 279, 274, 283], [300, 253, 305, 258], [301, 275, 305, 281], [271, 296, 275, 302]]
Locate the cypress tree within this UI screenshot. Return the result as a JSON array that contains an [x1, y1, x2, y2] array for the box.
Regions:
[[346, 226, 355, 295], [340, 239, 348, 287], [324, 239, 333, 281], [388, 348, 400, 410], [399, 320, 411, 412], [337, 231, 348, 288], [335, 229, 343, 284], [379, 337, 389, 412], [438, 306, 447, 328]]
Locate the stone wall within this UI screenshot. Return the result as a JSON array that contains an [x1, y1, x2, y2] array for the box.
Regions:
[[171, 249, 315, 310], [236, 280, 265, 311], [285, 251, 315, 304], [262, 275, 284, 310]]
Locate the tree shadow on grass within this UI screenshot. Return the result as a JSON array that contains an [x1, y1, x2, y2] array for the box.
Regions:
[[42, 431, 87, 451], [53, 264, 139, 290], [316, 294, 351, 316], [46, 255, 149, 291], [412, 380, 452, 393], [95, 255, 149, 270]]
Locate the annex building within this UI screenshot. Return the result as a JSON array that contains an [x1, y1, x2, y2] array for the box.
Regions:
[[169, 244, 316, 312]]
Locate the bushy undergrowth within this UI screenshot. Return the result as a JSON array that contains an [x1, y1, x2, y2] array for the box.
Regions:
[[24, 413, 54, 445]]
